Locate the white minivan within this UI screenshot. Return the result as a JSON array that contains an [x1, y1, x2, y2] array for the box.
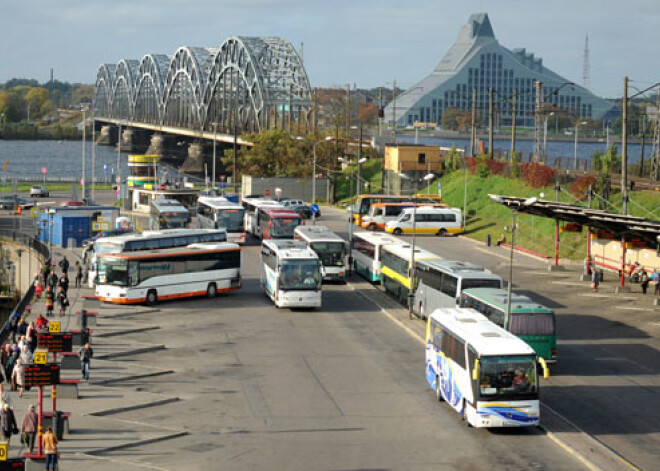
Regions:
[[385, 206, 463, 236]]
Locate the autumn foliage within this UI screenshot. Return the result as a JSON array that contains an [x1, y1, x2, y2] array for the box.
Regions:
[[569, 175, 596, 200], [520, 163, 555, 188]]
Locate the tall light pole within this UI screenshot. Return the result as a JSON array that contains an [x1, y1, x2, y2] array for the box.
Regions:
[[91, 114, 96, 200], [340, 155, 367, 243], [81, 107, 87, 198], [312, 137, 334, 225], [574, 120, 587, 170], [116, 122, 123, 202], [212, 122, 218, 189], [543, 111, 554, 162]]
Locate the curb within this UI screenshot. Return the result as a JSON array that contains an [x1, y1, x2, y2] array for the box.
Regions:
[[83, 430, 189, 455], [91, 369, 174, 385], [95, 325, 160, 337], [96, 344, 165, 359], [88, 396, 180, 416]]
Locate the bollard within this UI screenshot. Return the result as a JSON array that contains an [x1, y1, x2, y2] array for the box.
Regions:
[[485, 234, 491, 246]]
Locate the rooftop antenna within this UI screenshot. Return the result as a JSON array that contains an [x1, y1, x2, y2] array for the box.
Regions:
[[582, 34, 590, 90]]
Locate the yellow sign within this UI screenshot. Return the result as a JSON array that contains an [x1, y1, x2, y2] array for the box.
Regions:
[[0, 441, 7, 461], [97, 217, 105, 223], [92, 222, 110, 232], [31, 208, 39, 217], [48, 321, 61, 333], [34, 350, 48, 365]]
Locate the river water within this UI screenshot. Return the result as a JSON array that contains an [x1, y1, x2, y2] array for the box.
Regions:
[[0, 138, 649, 180]]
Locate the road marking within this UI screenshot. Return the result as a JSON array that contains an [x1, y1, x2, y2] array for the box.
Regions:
[[473, 246, 514, 261]]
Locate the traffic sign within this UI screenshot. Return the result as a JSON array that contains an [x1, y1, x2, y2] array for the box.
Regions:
[[264, 189, 271, 196], [30, 208, 39, 217], [41, 167, 47, 175], [48, 321, 61, 333], [33, 350, 48, 365], [310, 204, 320, 214]]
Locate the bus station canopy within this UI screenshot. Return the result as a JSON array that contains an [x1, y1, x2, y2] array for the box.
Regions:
[[489, 195, 660, 246]]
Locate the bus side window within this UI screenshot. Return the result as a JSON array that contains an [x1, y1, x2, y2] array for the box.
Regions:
[[432, 322, 443, 349], [440, 274, 458, 298]]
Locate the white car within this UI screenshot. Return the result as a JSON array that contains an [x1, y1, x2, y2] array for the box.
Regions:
[[30, 185, 49, 197], [280, 199, 304, 207]]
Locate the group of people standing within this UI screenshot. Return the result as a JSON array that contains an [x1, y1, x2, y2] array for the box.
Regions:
[[35, 256, 83, 318]]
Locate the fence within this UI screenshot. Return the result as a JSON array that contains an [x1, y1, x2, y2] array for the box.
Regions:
[[0, 229, 50, 261]]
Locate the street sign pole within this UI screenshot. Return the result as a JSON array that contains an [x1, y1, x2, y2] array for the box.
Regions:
[[37, 386, 43, 457]]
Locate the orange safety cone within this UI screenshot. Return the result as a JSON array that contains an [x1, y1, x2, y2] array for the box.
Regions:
[[17, 205, 22, 215]]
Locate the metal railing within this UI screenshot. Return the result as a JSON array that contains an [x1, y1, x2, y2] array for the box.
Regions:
[[0, 229, 50, 261]]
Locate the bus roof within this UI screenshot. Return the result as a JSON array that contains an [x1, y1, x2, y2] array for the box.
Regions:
[[352, 231, 407, 247], [416, 260, 501, 281], [95, 228, 227, 246], [429, 307, 537, 357], [262, 239, 319, 260], [294, 225, 344, 242], [198, 196, 243, 209], [262, 208, 300, 218], [97, 242, 239, 259], [400, 206, 460, 214], [370, 202, 447, 208], [381, 243, 442, 262], [150, 199, 188, 211], [461, 288, 554, 313]]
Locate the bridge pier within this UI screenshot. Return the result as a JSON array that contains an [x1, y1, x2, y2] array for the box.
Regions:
[[180, 143, 206, 175], [147, 133, 165, 156], [96, 125, 113, 145]]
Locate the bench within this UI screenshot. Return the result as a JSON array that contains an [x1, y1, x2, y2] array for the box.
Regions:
[[56, 379, 80, 400], [60, 352, 81, 370]]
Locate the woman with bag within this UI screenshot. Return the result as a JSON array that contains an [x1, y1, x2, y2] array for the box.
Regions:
[[56, 287, 68, 317], [21, 404, 37, 453], [0, 404, 18, 445], [11, 360, 24, 398]]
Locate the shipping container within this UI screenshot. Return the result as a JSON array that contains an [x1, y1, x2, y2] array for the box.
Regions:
[[38, 213, 91, 247]]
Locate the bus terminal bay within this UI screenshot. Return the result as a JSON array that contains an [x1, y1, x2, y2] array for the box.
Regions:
[[3, 196, 659, 470]]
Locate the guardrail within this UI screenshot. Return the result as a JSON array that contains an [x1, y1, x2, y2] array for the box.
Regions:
[[0, 229, 50, 262]]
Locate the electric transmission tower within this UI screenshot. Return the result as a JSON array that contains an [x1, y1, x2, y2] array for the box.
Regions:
[[582, 34, 591, 90]]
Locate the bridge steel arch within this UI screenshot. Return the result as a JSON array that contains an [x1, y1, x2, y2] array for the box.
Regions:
[[134, 54, 169, 125], [110, 59, 139, 120], [92, 36, 312, 137]]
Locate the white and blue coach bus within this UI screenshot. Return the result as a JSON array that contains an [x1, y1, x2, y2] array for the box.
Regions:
[[425, 307, 549, 428]]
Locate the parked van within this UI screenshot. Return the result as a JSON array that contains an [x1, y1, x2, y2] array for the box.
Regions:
[[385, 207, 462, 236], [361, 202, 447, 231]]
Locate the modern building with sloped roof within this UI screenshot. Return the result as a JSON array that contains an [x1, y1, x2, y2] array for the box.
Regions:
[[385, 13, 618, 128]]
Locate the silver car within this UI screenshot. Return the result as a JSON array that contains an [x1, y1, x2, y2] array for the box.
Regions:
[[30, 185, 49, 197]]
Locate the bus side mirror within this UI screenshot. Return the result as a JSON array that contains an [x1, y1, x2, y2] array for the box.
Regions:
[[471, 359, 480, 381], [539, 357, 550, 379]]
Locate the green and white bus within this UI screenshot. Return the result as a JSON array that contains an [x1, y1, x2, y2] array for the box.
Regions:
[[460, 288, 557, 364]]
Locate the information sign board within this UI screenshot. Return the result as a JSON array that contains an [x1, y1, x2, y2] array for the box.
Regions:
[[0, 459, 25, 470], [48, 321, 61, 333], [37, 333, 73, 353], [24, 363, 60, 387], [33, 350, 48, 365]]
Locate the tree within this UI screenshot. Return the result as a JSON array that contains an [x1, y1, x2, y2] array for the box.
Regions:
[[357, 103, 377, 125], [441, 107, 472, 131], [444, 144, 461, 172], [25, 88, 50, 119]]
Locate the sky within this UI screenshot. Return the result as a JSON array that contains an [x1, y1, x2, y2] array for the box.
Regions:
[[1, 0, 659, 98]]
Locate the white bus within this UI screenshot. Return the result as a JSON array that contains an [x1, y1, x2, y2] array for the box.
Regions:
[[242, 197, 282, 237], [197, 196, 246, 244], [149, 199, 190, 230], [88, 229, 227, 287], [412, 260, 504, 319], [294, 225, 347, 282], [425, 307, 549, 428], [260, 239, 322, 308], [95, 243, 241, 305], [385, 206, 463, 236], [351, 232, 405, 283], [380, 243, 443, 306]]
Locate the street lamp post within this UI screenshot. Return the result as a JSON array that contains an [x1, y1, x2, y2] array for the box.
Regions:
[[116, 122, 123, 202], [340, 155, 368, 248], [543, 111, 554, 161], [81, 107, 87, 198], [574, 121, 587, 170], [212, 122, 218, 190]]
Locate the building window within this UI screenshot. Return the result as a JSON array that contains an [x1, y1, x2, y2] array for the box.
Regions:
[[418, 153, 426, 164]]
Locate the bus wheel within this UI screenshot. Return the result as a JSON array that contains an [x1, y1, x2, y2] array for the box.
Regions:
[[435, 377, 443, 401], [437, 229, 447, 237], [368, 223, 376, 231], [146, 290, 157, 306], [393, 228, 403, 236], [207, 283, 217, 298]]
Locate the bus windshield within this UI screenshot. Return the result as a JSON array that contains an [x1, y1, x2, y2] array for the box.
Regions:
[[279, 259, 321, 291], [478, 355, 538, 399], [216, 208, 245, 232], [271, 218, 301, 238], [310, 242, 345, 267], [94, 242, 122, 255], [97, 258, 137, 287], [508, 312, 555, 336], [157, 214, 187, 229]]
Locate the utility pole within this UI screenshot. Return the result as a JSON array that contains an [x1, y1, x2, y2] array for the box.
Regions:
[[488, 87, 494, 158], [392, 80, 397, 142], [345, 83, 350, 143], [470, 88, 477, 156], [233, 110, 238, 194], [313, 89, 318, 135], [288, 84, 293, 134], [378, 87, 383, 137], [533, 81, 543, 162], [358, 121, 363, 194], [511, 90, 517, 161], [622, 76, 628, 215]]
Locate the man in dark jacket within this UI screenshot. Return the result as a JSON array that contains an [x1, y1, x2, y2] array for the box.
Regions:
[[79, 343, 93, 380], [58, 256, 70, 275], [0, 403, 17, 445]]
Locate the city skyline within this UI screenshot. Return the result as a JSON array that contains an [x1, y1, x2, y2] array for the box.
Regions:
[[1, 0, 659, 98]]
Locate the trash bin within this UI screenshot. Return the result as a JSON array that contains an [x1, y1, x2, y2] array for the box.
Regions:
[[53, 411, 65, 440], [486, 234, 491, 246], [78, 309, 88, 329]]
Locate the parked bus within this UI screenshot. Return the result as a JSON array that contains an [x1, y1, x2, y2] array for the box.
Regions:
[[242, 197, 282, 237], [88, 229, 227, 287], [150, 199, 190, 230], [197, 196, 246, 244], [360, 202, 447, 231], [350, 194, 443, 226], [351, 232, 406, 283], [259, 208, 303, 240], [460, 288, 557, 363], [412, 260, 504, 319], [260, 239, 322, 308], [425, 307, 549, 428], [380, 243, 442, 306], [385, 206, 463, 236], [294, 225, 346, 282], [95, 243, 241, 305]]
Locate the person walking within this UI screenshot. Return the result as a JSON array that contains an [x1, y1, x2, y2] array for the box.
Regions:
[[43, 425, 58, 470], [58, 274, 69, 296], [590, 263, 600, 293], [10, 360, 24, 398], [4, 354, 17, 389], [78, 343, 93, 380], [58, 256, 69, 275], [21, 404, 37, 453], [0, 384, 11, 410], [75, 261, 83, 288], [48, 271, 58, 291], [56, 287, 68, 317], [0, 404, 17, 445], [44, 286, 54, 317]]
